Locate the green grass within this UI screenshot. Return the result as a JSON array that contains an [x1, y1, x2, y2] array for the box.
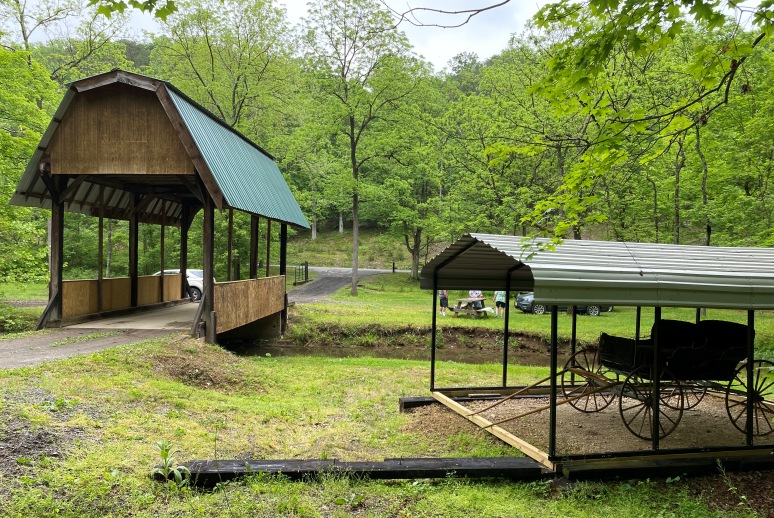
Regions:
[[288, 227, 412, 270], [293, 273, 774, 358], [0, 282, 47, 301], [0, 335, 731, 517]]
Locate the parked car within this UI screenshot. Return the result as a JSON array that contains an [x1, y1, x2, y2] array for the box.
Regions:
[[514, 291, 612, 316], [153, 268, 204, 301]]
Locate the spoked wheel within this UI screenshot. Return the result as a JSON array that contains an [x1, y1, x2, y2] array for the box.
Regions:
[[726, 360, 774, 436], [674, 383, 707, 410], [561, 348, 618, 413], [619, 364, 683, 440], [532, 304, 546, 315]]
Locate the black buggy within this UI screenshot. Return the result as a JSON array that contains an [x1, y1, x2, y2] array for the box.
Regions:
[[561, 319, 774, 440]]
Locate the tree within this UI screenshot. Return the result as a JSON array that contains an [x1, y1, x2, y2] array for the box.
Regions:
[[1, 0, 129, 83], [0, 48, 58, 281], [149, 0, 295, 135], [302, 0, 418, 295]]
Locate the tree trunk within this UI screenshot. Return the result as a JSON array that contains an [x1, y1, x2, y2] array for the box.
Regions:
[[695, 126, 711, 246], [406, 228, 422, 281], [674, 140, 685, 245], [351, 192, 359, 296], [646, 175, 658, 243], [311, 217, 317, 240], [339, 212, 344, 234]]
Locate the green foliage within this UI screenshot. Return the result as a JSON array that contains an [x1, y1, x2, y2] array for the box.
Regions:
[[149, 440, 190, 490], [0, 48, 58, 283]]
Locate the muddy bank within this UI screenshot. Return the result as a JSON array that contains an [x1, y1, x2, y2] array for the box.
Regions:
[[227, 327, 579, 367]]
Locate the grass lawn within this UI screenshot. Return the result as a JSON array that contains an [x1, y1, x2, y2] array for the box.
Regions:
[[0, 334, 736, 517]]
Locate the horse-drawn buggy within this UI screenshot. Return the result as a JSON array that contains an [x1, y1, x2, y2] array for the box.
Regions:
[[561, 319, 774, 440]]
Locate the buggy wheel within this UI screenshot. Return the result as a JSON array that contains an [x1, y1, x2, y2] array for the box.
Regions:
[[725, 360, 774, 436], [670, 383, 707, 410], [619, 365, 683, 440], [561, 348, 618, 413]]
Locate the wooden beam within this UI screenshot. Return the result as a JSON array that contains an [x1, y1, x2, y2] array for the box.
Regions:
[[178, 457, 546, 488], [431, 391, 553, 470], [203, 195, 215, 343], [180, 202, 190, 299], [249, 215, 259, 279], [97, 186, 104, 312], [227, 208, 233, 281], [265, 219, 272, 277], [60, 175, 87, 203], [160, 200, 166, 302], [38, 175, 67, 328], [72, 70, 161, 93], [280, 223, 288, 334], [129, 193, 139, 307]]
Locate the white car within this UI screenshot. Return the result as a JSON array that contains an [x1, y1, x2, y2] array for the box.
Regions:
[[153, 268, 204, 301]]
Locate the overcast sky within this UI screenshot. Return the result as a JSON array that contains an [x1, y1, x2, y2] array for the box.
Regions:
[[131, 1, 547, 72]]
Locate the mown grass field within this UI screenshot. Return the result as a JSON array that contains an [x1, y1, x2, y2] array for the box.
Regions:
[[0, 332, 744, 517]]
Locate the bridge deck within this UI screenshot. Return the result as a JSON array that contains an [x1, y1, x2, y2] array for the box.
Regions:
[[67, 303, 198, 331]]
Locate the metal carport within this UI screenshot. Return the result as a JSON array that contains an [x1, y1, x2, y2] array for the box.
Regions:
[[419, 234, 774, 476]]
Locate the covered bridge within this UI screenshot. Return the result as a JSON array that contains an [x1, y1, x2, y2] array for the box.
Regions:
[[10, 69, 309, 343], [420, 234, 774, 476]]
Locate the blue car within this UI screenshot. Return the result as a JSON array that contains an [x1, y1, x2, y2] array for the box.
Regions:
[[514, 292, 612, 316]]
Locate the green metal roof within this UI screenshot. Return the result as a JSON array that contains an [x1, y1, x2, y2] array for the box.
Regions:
[[166, 87, 308, 229], [420, 234, 774, 310]]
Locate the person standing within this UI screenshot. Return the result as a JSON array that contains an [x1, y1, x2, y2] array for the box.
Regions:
[[494, 290, 507, 317], [438, 289, 449, 316]]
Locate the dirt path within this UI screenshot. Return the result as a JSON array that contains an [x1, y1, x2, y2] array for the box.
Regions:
[[0, 267, 398, 368]]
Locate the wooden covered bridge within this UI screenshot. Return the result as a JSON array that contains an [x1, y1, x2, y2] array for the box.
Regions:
[[10, 69, 309, 343]]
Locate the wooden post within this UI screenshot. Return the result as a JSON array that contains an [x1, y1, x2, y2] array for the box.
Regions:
[[129, 193, 140, 308], [227, 208, 234, 281], [203, 195, 216, 343], [250, 214, 259, 279], [50, 176, 65, 321], [180, 203, 190, 299], [160, 201, 166, 302], [97, 186, 104, 312], [265, 219, 272, 277], [280, 223, 288, 334], [36, 174, 65, 329]]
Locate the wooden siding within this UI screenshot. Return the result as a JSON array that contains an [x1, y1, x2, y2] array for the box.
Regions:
[[63, 278, 130, 318], [48, 84, 192, 176], [214, 276, 285, 333], [61, 275, 181, 318]]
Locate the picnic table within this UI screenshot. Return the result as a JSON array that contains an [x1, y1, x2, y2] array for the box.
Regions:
[[451, 297, 488, 318]]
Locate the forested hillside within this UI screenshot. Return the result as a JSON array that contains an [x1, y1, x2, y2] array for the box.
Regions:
[[3, 0, 774, 285]]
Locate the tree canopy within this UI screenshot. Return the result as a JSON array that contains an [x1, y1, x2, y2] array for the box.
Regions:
[[5, 0, 774, 284]]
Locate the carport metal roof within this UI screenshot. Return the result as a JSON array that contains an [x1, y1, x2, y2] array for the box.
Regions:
[[420, 234, 774, 310]]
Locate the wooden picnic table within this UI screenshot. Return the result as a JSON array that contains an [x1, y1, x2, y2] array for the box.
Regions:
[[451, 297, 488, 318]]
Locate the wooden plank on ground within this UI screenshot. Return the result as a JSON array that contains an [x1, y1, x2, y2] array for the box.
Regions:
[[178, 457, 547, 487], [432, 391, 552, 469], [560, 448, 774, 480]]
